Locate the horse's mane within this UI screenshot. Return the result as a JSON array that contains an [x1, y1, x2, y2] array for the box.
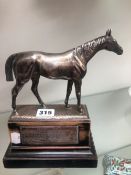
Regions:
[[83, 35, 106, 48]]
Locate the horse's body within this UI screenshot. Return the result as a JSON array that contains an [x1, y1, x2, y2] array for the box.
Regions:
[[7, 48, 87, 81], [5, 30, 123, 113]]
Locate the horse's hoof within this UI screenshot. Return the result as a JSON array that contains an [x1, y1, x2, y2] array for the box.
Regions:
[[13, 109, 16, 112], [13, 109, 18, 115], [41, 104, 46, 109], [65, 104, 70, 108], [78, 107, 83, 114]]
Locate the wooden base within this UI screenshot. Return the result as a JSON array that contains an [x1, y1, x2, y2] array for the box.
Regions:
[[8, 105, 91, 147], [3, 104, 97, 168], [3, 134, 97, 168]]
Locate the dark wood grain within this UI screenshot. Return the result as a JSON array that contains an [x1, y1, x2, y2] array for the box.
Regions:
[[3, 133, 97, 168], [3, 104, 97, 168]]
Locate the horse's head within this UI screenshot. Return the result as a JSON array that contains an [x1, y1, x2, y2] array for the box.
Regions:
[[104, 29, 123, 55]]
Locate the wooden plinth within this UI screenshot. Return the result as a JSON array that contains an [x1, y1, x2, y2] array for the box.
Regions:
[[3, 134, 97, 168], [3, 104, 97, 168]]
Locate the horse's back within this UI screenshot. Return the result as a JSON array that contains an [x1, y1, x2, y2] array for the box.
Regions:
[[11, 49, 74, 66], [11, 49, 75, 80], [12, 49, 74, 57]]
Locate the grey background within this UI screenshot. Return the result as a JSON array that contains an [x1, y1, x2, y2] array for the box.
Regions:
[[0, 0, 131, 112]]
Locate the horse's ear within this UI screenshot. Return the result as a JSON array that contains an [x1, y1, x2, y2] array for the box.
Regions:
[[106, 29, 112, 36]]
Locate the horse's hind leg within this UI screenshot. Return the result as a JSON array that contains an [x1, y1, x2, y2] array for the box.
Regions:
[[64, 80, 73, 108], [12, 80, 26, 112], [31, 75, 46, 108]]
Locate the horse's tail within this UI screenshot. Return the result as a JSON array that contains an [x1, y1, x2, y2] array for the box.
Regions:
[[5, 54, 16, 81]]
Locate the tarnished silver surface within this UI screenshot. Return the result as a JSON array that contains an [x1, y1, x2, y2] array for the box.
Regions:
[[20, 126, 79, 145], [5, 29, 123, 113], [10, 104, 89, 121]]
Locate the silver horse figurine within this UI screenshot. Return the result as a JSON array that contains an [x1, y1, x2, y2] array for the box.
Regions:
[[5, 29, 123, 113]]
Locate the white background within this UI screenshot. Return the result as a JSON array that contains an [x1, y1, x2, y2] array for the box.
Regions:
[[0, 0, 131, 112]]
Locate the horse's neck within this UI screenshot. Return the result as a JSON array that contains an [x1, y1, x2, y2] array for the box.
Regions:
[[83, 36, 106, 64]]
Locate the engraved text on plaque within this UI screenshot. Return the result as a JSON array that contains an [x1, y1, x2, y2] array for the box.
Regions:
[[20, 126, 79, 145]]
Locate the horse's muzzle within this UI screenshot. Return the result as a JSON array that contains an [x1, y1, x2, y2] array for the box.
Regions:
[[117, 47, 123, 55]]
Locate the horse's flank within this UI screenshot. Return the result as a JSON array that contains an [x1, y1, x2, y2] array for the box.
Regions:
[[7, 47, 87, 81]]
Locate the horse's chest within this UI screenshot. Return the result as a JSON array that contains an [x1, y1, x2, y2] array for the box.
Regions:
[[73, 67, 87, 79], [72, 58, 87, 80]]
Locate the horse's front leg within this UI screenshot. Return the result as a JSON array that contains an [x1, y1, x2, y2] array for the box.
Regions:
[[64, 80, 73, 108], [74, 80, 82, 113]]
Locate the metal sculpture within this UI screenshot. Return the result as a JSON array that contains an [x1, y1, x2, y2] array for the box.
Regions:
[[5, 29, 123, 113]]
